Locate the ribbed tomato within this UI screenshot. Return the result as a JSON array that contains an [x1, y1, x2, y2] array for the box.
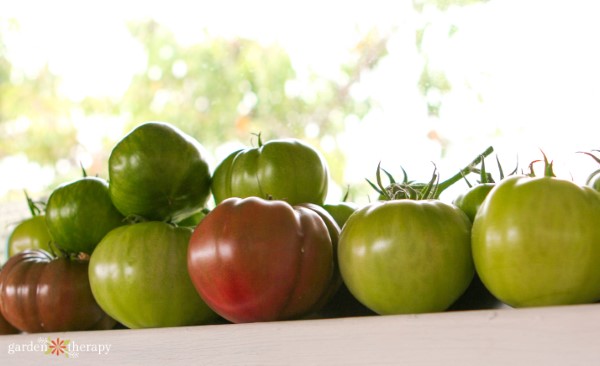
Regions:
[[0, 250, 115, 333], [45, 176, 124, 255], [211, 137, 329, 205], [188, 197, 337, 323], [108, 122, 212, 223]]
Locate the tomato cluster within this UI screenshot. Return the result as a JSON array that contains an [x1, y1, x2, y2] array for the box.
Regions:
[[2, 121, 600, 334]]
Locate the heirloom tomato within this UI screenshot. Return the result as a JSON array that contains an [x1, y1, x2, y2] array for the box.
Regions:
[[108, 122, 211, 222], [472, 174, 600, 307], [338, 199, 474, 315], [188, 197, 338, 323], [0, 309, 19, 335], [89, 221, 218, 329], [45, 176, 125, 255], [0, 250, 115, 333], [211, 137, 329, 205]]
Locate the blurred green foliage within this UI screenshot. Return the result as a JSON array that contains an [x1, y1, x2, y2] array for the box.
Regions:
[[0, 19, 387, 199], [0, 0, 481, 202]]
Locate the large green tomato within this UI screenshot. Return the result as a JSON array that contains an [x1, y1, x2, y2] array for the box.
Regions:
[[211, 138, 329, 205], [89, 221, 218, 328], [46, 177, 125, 255], [472, 175, 600, 307], [109, 122, 212, 222], [338, 200, 473, 315], [7, 215, 52, 257]]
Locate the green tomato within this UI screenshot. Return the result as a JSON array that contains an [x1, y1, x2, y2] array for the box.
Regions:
[[211, 138, 329, 205], [338, 200, 474, 315], [109, 122, 212, 222], [453, 183, 495, 222], [472, 175, 600, 307], [89, 221, 218, 328], [176, 209, 207, 228], [7, 215, 52, 257], [322, 202, 359, 229], [46, 177, 125, 255]]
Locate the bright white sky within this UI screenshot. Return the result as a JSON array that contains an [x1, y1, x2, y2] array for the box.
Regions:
[[1, 0, 600, 203]]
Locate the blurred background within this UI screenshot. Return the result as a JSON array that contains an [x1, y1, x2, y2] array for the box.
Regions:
[[1, 0, 600, 258]]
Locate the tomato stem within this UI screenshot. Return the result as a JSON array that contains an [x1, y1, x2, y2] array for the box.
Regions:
[[251, 132, 264, 148], [342, 185, 350, 202], [80, 162, 88, 178], [436, 145, 494, 197]]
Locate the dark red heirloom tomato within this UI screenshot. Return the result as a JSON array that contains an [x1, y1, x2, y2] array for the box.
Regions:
[[0, 250, 115, 333], [188, 197, 337, 323], [0, 294, 19, 334]]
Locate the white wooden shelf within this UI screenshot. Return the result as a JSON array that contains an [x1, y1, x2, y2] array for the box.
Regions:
[[1, 303, 599, 365]]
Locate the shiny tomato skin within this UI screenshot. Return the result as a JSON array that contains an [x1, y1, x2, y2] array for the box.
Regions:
[[0, 310, 19, 334], [211, 139, 329, 205], [7, 215, 53, 257], [338, 200, 474, 315], [453, 183, 495, 222], [188, 197, 336, 323], [108, 122, 211, 223], [472, 175, 600, 307], [88, 221, 218, 329], [322, 201, 360, 229], [0, 250, 115, 333], [45, 177, 125, 255]]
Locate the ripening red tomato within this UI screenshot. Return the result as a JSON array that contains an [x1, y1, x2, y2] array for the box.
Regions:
[[187, 197, 338, 323]]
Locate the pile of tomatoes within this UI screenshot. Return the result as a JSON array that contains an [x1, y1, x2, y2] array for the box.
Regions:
[[1, 121, 599, 334]]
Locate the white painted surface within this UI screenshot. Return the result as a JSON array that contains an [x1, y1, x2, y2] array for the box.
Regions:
[[1, 303, 599, 365]]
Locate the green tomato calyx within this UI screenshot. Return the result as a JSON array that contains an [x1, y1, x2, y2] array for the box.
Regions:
[[526, 150, 556, 178], [461, 153, 518, 188], [367, 145, 494, 201], [577, 150, 600, 185], [24, 190, 44, 217]]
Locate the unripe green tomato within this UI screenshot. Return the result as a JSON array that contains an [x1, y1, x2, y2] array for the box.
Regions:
[[108, 122, 212, 223], [211, 138, 329, 205], [338, 199, 474, 315], [453, 183, 495, 222], [7, 215, 52, 257], [46, 177, 125, 255], [322, 202, 359, 229], [472, 175, 600, 307], [89, 222, 218, 328]]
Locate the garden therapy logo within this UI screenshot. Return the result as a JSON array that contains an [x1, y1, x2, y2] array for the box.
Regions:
[[6, 337, 111, 358], [42, 337, 74, 357]]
